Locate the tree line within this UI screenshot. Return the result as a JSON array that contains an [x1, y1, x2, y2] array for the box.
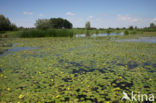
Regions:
[[0, 14, 156, 31], [0, 14, 73, 31], [35, 18, 72, 30], [0, 15, 17, 31]]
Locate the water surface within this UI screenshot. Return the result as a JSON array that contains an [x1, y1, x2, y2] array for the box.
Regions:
[[0, 46, 38, 57], [75, 32, 123, 37], [117, 37, 156, 43]]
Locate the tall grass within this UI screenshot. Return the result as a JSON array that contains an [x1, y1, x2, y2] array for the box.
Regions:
[[71, 29, 115, 34], [20, 29, 74, 37], [4, 28, 154, 38]]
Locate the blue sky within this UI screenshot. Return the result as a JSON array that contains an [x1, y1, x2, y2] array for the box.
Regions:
[[0, 0, 156, 28]]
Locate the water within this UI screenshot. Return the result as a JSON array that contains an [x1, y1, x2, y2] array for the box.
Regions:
[[75, 34, 86, 37], [117, 37, 156, 43], [75, 32, 123, 37], [0, 46, 38, 57]]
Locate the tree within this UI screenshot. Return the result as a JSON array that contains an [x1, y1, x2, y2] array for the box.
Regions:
[[150, 23, 155, 28], [35, 19, 50, 30], [128, 26, 134, 30], [10, 24, 17, 31], [134, 26, 137, 29], [35, 18, 72, 29], [63, 19, 72, 29], [0, 15, 11, 31], [0, 14, 17, 31], [49, 18, 72, 29], [124, 30, 129, 35], [85, 21, 91, 30]]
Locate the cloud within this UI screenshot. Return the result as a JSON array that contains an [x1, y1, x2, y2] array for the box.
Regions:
[[23, 12, 33, 15], [39, 13, 44, 17], [117, 15, 140, 22], [88, 16, 93, 19], [65, 12, 76, 16], [151, 18, 156, 22]]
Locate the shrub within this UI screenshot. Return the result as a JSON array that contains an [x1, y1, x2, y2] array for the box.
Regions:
[[35, 19, 50, 30], [20, 29, 74, 38], [124, 30, 129, 35], [129, 30, 136, 35], [85, 21, 91, 30]]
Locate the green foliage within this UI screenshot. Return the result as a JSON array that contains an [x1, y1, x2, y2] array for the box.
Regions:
[[124, 30, 129, 35], [106, 29, 111, 34], [141, 27, 156, 32], [0, 14, 17, 31], [128, 26, 134, 30], [49, 18, 72, 29], [130, 30, 136, 35], [20, 29, 74, 37], [85, 21, 91, 30], [0, 37, 156, 102], [150, 23, 155, 28], [35, 18, 72, 29], [0, 14, 11, 31], [35, 19, 50, 30]]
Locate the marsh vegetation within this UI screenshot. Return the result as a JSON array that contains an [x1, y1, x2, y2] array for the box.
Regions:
[[0, 34, 156, 102], [0, 14, 156, 103]]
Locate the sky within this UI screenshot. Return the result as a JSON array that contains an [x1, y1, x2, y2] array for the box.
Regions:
[[0, 0, 156, 28]]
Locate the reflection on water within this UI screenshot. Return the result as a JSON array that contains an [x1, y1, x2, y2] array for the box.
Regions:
[[117, 37, 156, 43], [0, 46, 38, 57], [75, 34, 86, 37], [75, 32, 123, 37]]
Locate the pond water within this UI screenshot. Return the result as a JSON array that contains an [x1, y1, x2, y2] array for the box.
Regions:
[[75, 32, 123, 37], [1, 36, 156, 57], [0, 47, 38, 57], [116, 37, 156, 43]]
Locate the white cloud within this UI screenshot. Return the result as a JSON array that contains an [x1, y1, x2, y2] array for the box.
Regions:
[[65, 12, 76, 16], [39, 13, 44, 17], [151, 18, 156, 22], [117, 15, 140, 22], [88, 16, 93, 19], [24, 12, 33, 15]]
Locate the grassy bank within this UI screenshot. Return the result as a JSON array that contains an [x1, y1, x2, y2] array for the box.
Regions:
[[0, 39, 12, 55], [0, 28, 156, 38]]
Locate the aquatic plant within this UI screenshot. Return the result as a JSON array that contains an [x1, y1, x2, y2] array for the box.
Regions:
[[0, 36, 156, 102]]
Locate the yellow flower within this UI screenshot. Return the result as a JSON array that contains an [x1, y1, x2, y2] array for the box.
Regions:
[[4, 76, 7, 78], [56, 95, 60, 98], [119, 76, 122, 79], [7, 88, 10, 91], [18, 94, 24, 99], [67, 88, 70, 90], [17, 102, 20, 103], [38, 71, 41, 74], [103, 63, 106, 66], [113, 87, 120, 91], [149, 78, 152, 81], [106, 102, 110, 103], [51, 79, 54, 82], [116, 87, 120, 90], [0, 74, 3, 77]]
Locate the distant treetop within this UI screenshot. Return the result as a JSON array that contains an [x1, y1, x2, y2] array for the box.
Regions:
[[0, 14, 17, 31], [35, 18, 72, 29]]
